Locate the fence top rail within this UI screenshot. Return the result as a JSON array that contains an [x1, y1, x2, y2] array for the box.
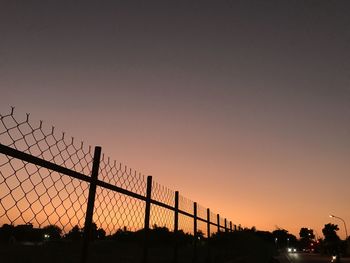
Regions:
[[0, 143, 90, 183]]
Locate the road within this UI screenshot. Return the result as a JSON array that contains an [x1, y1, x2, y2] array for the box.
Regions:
[[277, 252, 350, 263]]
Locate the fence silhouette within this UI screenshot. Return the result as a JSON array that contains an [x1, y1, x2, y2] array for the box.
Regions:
[[0, 107, 238, 262]]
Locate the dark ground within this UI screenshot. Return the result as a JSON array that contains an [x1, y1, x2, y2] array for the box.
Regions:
[[0, 239, 277, 263]]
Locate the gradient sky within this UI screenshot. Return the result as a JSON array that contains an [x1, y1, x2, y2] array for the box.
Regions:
[[1, 0, 350, 238]]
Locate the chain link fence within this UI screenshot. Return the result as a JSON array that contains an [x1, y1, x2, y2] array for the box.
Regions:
[[0, 107, 238, 262]]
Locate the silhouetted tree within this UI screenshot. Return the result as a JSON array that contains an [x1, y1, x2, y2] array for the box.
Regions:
[[12, 223, 43, 242], [299, 227, 315, 250], [96, 228, 106, 240], [256, 230, 275, 244], [43, 225, 62, 240], [300, 228, 315, 240], [272, 228, 289, 248], [87, 223, 106, 240], [196, 230, 204, 240], [322, 223, 340, 254], [0, 224, 15, 243], [65, 225, 83, 241], [149, 224, 173, 244], [323, 224, 339, 241], [176, 230, 193, 246], [112, 227, 134, 242]]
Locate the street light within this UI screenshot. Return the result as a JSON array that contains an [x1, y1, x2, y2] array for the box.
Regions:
[[329, 214, 348, 240]]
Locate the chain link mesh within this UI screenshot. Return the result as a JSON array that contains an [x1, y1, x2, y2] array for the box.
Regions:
[[93, 154, 147, 235], [178, 213, 194, 235], [98, 154, 146, 196], [93, 187, 145, 234], [149, 180, 175, 230], [150, 204, 174, 231], [220, 216, 226, 230], [196, 204, 208, 237], [0, 107, 93, 174], [152, 181, 175, 207], [197, 220, 208, 238], [0, 107, 235, 239], [209, 211, 217, 225], [178, 194, 193, 215], [197, 204, 207, 221], [0, 108, 91, 233], [177, 194, 195, 234]]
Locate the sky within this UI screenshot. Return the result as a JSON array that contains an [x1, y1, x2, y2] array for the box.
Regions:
[[0, 0, 350, 238]]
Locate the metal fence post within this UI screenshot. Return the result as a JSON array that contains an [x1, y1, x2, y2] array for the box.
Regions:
[[217, 214, 220, 233], [206, 208, 211, 263], [206, 208, 210, 239], [81, 146, 101, 263], [143, 175, 153, 263], [224, 218, 227, 233], [230, 221, 233, 232], [173, 191, 179, 263], [193, 202, 198, 263]]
